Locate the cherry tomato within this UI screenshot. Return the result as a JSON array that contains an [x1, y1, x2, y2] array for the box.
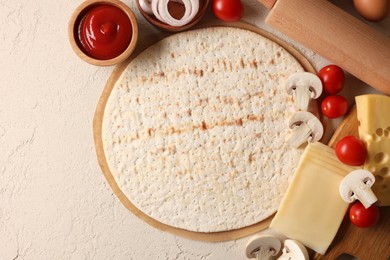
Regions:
[[349, 201, 379, 228], [318, 65, 345, 94], [335, 136, 367, 166], [212, 0, 243, 22], [321, 95, 348, 119]]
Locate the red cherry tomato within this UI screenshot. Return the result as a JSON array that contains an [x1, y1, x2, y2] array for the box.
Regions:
[[335, 136, 367, 166], [212, 0, 243, 22], [349, 201, 379, 228], [321, 95, 348, 119], [318, 65, 345, 94]]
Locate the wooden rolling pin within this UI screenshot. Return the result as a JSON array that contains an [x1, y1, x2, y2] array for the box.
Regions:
[[258, 0, 390, 95]]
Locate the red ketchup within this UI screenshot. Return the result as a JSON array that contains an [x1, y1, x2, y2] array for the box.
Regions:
[[77, 4, 132, 60]]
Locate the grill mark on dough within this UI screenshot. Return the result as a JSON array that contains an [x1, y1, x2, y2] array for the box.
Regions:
[[148, 146, 274, 160], [249, 60, 258, 69], [176, 68, 185, 77], [248, 153, 255, 163], [213, 92, 265, 106], [239, 58, 245, 68], [111, 114, 267, 143], [109, 89, 289, 144], [128, 58, 266, 84], [149, 145, 177, 156]]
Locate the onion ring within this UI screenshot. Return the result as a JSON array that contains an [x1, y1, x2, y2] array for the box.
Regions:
[[151, 0, 166, 23], [137, 0, 183, 18], [158, 0, 191, 25], [144, 0, 199, 27], [139, 0, 183, 15], [138, 0, 153, 14]]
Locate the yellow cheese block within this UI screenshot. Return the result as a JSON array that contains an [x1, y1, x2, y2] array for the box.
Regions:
[[270, 142, 358, 255], [356, 94, 390, 206]]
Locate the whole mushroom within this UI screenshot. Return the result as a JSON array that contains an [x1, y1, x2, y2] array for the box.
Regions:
[[287, 111, 324, 148], [285, 72, 323, 111], [339, 169, 378, 209]]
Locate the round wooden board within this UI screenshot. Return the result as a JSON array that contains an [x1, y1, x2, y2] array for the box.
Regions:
[[93, 20, 315, 242]]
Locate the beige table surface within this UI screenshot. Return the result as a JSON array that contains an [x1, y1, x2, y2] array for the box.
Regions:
[[0, 0, 388, 259]]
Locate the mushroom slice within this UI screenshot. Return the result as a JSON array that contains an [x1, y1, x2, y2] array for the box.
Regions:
[[285, 72, 323, 111], [287, 111, 323, 148], [246, 233, 282, 259], [278, 239, 309, 260], [339, 169, 378, 208]]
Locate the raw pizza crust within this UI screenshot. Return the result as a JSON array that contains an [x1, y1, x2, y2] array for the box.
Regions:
[[101, 27, 304, 232]]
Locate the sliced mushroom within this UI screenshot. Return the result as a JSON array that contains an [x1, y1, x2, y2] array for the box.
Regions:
[[339, 169, 378, 208], [277, 239, 309, 260], [285, 72, 323, 111], [246, 233, 282, 259], [287, 111, 324, 148]]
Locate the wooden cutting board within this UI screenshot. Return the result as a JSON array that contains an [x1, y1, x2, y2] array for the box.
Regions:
[[93, 20, 389, 254], [313, 107, 390, 259]]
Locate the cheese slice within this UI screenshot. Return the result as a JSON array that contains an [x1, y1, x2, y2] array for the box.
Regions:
[[270, 142, 358, 255], [356, 94, 390, 206]]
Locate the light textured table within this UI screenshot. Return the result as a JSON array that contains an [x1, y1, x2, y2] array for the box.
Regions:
[[0, 0, 388, 259]]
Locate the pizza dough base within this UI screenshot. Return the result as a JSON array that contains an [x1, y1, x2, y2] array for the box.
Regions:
[[102, 27, 304, 232]]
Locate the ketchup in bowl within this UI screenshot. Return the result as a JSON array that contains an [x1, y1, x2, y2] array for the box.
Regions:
[[76, 4, 132, 60]]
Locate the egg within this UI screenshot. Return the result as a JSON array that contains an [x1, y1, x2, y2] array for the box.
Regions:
[[353, 0, 390, 22]]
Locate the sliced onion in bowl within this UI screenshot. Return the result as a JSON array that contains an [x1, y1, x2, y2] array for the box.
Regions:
[[142, 0, 200, 27], [160, 0, 199, 27]]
